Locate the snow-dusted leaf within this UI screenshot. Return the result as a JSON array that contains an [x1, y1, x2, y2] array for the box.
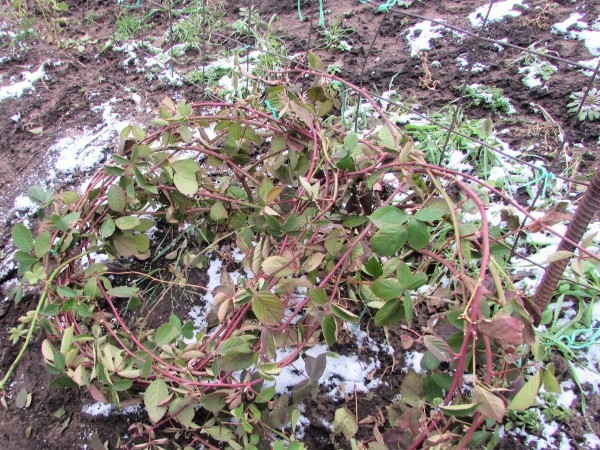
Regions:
[[423, 335, 453, 363], [473, 385, 505, 422], [508, 371, 541, 411]]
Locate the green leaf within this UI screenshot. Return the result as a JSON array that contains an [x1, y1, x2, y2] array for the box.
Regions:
[[374, 298, 404, 327], [330, 304, 359, 324], [113, 235, 138, 257], [134, 234, 150, 253], [363, 256, 383, 278], [57, 286, 77, 298], [543, 366, 561, 394], [397, 263, 428, 291], [173, 172, 198, 196], [107, 185, 127, 213], [423, 335, 454, 363], [115, 216, 141, 230], [370, 225, 407, 256], [404, 292, 413, 328], [407, 219, 429, 250], [200, 392, 227, 412], [309, 288, 328, 305], [210, 201, 228, 221], [414, 207, 444, 222], [261, 255, 295, 277], [155, 322, 181, 346], [258, 178, 275, 205], [253, 292, 284, 326], [369, 206, 409, 228], [144, 379, 169, 423], [107, 286, 138, 298], [508, 371, 541, 410], [12, 223, 34, 252], [28, 186, 51, 204], [168, 398, 195, 428], [439, 403, 478, 417], [101, 219, 116, 238], [322, 315, 337, 345], [372, 278, 404, 300], [172, 159, 200, 174], [34, 232, 52, 258], [333, 407, 358, 440]]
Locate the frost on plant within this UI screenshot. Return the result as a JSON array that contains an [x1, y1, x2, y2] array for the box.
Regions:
[[567, 87, 600, 121], [462, 83, 516, 115]]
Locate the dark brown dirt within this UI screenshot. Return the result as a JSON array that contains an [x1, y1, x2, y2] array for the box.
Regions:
[[1, 0, 599, 448]]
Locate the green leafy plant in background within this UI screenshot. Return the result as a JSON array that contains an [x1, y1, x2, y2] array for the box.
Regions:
[[568, 87, 600, 121], [114, 12, 145, 42], [318, 20, 354, 52], [461, 83, 516, 115]]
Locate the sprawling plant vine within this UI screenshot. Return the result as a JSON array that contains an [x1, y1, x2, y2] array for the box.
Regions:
[[4, 62, 582, 449]]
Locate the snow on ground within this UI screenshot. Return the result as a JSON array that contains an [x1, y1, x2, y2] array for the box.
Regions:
[[82, 402, 141, 417], [552, 13, 600, 56], [468, 0, 528, 28], [0, 63, 47, 102], [275, 344, 382, 399], [405, 21, 446, 57]]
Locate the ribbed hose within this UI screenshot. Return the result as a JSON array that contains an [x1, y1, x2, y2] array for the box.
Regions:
[[532, 163, 600, 324]]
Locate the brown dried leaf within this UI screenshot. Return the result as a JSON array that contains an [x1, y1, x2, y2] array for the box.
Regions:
[[477, 313, 524, 347], [473, 385, 505, 422]]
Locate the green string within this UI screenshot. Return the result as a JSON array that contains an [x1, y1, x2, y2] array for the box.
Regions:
[[558, 325, 600, 350], [264, 100, 279, 119], [359, 0, 398, 13], [331, 81, 348, 122], [297, 0, 325, 26], [520, 166, 556, 198]]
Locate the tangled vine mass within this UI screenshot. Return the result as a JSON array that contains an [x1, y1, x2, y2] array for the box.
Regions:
[[6, 66, 564, 449]]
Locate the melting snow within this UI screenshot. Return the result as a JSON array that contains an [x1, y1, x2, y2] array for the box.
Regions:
[[468, 0, 527, 28], [0, 63, 47, 102], [552, 14, 600, 56], [275, 344, 381, 399], [405, 21, 446, 57]]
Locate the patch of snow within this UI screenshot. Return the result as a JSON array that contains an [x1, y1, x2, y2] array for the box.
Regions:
[[0, 63, 47, 102], [403, 351, 424, 374], [584, 433, 600, 449], [82, 402, 114, 416], [405, 21, 446, 57], [275, 344, 381, 399], [552, 15, 600, 56], [468, 0, 527, 28], [552, 13, 587, 34], [578, 57, 600, 76]]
